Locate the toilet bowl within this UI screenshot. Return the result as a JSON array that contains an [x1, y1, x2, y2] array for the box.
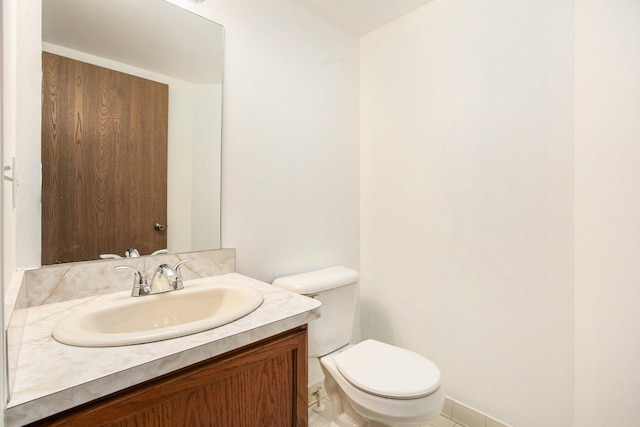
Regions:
[[272, 266, 444, 426], [320, 340, 444, 426]]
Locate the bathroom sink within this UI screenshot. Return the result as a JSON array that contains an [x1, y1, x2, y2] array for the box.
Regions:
[[52, 283, 264, 347]]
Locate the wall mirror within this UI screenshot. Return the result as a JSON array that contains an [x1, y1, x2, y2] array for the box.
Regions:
[[41, 0, 223, 264]]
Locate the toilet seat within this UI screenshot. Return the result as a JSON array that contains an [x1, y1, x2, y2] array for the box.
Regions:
[[334, 339, 441, 399], [321, 344, 445, 425]]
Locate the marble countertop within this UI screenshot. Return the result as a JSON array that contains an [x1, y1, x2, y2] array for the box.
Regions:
[[4, 273, 321, 427]]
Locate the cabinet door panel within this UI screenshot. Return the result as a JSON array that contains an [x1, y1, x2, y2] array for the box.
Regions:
[[29, 327, 308, 427]]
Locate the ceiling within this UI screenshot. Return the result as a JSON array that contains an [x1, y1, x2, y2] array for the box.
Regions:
[[301, 0, 437, 35], [42, 0, 223, 83], [42, 0, 435, 83]]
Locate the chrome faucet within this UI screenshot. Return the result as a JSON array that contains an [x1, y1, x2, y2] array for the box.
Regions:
[[171, 259, 192, 289], [115, 265, 151, 296], [125, 248, 140, 257], [149, 264, 178, 292], [116, 259, 193, 297], [101, 248, 166, 260]]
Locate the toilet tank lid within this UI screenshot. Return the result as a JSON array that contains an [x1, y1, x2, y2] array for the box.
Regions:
[[272, 266, 359, 294]]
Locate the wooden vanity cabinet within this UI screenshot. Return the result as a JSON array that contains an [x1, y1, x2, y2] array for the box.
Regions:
[[29, 326, 308, 427]]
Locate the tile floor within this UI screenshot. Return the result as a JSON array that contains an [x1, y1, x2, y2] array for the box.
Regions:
[[308, 394, 465, 427]]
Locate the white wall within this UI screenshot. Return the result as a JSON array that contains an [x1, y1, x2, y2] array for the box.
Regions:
[[360, 1, 574, 426], [0, 1, 5, 419], [191, 84, 222, 251], [2, 0, 40, 272], [575, 1, 640, 425], [1, 1, 39, 421], [168, 0, 361, 282], [219, 0, 360, 282]]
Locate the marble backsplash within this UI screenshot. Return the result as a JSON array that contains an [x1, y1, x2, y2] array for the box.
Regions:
[[5, 248, 236, 400], [22, 248, 236, 307]]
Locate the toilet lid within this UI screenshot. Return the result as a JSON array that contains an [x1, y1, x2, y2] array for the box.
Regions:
[[334, 339, 441, 399]]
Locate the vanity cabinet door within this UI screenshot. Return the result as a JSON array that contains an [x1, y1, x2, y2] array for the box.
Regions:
[[29, 326, 308, 427]]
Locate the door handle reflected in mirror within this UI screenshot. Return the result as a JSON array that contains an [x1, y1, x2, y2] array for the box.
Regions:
[[154, 222, 166, 231]]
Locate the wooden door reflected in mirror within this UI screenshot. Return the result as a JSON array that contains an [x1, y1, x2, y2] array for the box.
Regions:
[[41, 52, 168, 264]]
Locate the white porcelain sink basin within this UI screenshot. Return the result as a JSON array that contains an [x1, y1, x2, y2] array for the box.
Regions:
[[52, 283, 264, 347]]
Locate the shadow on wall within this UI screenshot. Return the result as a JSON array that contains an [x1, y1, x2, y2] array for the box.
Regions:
[[359, 296, 398, 345]]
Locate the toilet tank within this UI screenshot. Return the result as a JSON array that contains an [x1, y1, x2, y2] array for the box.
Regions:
[[272, 266, 359, 357]]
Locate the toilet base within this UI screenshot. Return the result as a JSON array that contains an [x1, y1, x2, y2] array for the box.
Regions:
[[318, 348, 444, 427]]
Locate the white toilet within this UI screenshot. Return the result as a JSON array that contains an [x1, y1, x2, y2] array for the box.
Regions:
[[273, 266, 444, 427]]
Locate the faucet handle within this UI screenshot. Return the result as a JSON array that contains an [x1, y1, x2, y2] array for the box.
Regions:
[[170, 258, 193, 290], [148, 264, 178, 292], [173, 258, 193, 271], [116, 265, 150, 296], [125, 248, 140, 257]]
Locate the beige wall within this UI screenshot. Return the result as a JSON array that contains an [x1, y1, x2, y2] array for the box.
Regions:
[[360, 1, 574, 425], [575, 0, 640, 425]]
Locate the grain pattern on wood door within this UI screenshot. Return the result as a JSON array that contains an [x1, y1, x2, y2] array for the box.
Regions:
[[41, 52, 168, 265]]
